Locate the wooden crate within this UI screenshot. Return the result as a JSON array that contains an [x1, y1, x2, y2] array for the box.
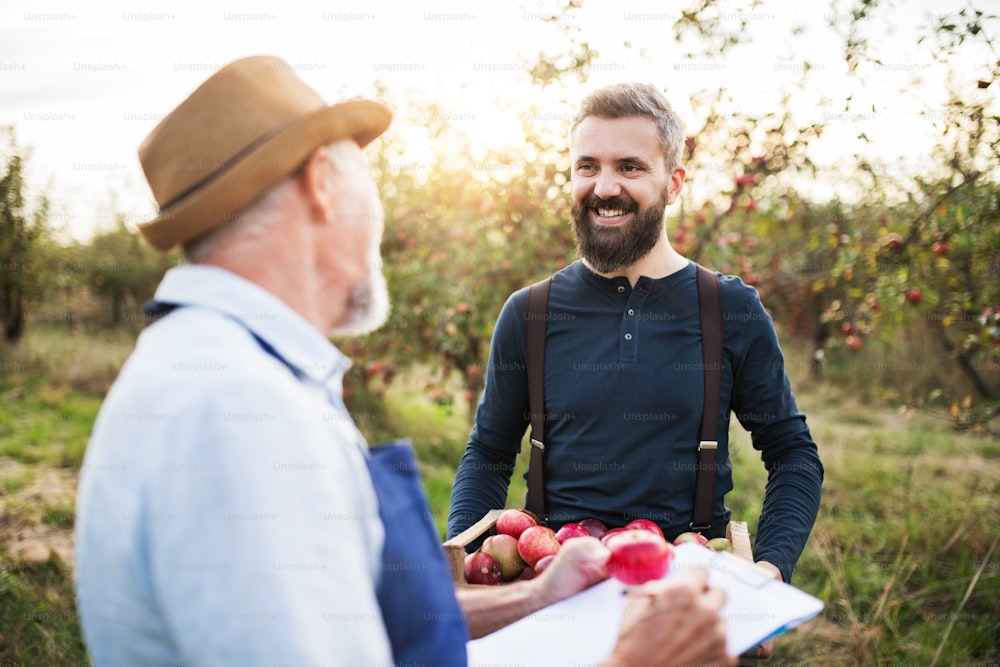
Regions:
[[442, 509, 504, 586], [442, 510, 755, 586], [445, 513, 761, 664]]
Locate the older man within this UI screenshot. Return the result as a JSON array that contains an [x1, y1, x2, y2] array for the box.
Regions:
[[74, 57, 734, 666]]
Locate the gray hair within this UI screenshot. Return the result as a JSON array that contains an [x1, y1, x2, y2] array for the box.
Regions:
[[182, 140, 360, 263], [570, 83, 685, 171]]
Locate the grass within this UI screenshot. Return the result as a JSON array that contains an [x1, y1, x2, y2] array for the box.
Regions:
[[1, 326, 998, 665], [0, 553, 86, 664]]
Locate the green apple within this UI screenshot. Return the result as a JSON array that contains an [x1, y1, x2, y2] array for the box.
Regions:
[[706, 537, 733, 553]]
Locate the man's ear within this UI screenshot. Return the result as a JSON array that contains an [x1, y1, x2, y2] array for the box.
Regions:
[[665, 166, 686, 205], [298, 146, 336, 223]]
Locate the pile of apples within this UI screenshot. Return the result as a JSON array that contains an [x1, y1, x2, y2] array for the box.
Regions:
[[464, 509, 736, 586]]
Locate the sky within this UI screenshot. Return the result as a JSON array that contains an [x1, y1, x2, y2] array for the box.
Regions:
[[1, 0, 996, 242]]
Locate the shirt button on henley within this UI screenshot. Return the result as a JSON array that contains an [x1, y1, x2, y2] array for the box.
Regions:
[[617, 286, 626, 293], [624, 333, 633, 341]]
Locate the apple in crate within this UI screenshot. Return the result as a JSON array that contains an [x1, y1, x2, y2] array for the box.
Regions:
[[495, 509, 538, 539], [606, 529, 674, 585], [578, 518, 608, 538], [481, 534, 526, 581], [554, 523, 591, 544], [517, 525, 561, 568], [464, 551, 502, 585], [707, 537, 733, 553], [625, 519, 664, 538], [673, 531, 709, 547], [600, 527, 629, 546], [534, 554, 556, 576]]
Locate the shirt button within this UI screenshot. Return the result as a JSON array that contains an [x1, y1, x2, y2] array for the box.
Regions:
[[617, 286, 625, 293], [624, 333, 633, 341], [627, 309, 635, 316]]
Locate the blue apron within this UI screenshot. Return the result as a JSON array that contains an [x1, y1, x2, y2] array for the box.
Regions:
[[144, 302, 470, 665], [366, 440, 470, 666]]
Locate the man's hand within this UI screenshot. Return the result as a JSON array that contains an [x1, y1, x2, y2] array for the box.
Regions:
[[745, 560, 783, 661], [456, 536, 611, 639], [534, 536, 610, 606], [604, 568, 736, 667]]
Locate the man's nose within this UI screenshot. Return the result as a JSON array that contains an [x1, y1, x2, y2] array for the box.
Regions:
[[593, 169, 621, 199]]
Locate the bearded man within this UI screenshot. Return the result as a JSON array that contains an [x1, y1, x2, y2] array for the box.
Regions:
[[448, 83, 824, 657]]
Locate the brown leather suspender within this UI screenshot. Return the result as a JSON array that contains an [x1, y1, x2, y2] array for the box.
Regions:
[[523, 265, 723, 532], [525, 278, 551, 520], [691, 265, 723, 531]]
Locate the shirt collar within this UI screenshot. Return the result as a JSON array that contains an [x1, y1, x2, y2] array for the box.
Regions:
[[153, 265, 350, 386]]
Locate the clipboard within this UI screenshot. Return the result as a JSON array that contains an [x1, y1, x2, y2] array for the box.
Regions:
[[466, 543, 824, 665]]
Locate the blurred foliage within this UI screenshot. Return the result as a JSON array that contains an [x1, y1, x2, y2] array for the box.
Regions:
[[2, 0, 997, 430], [0, 127, 50, 343]]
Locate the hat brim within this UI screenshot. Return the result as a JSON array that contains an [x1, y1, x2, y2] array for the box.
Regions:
[[137, 99, 392, 251]]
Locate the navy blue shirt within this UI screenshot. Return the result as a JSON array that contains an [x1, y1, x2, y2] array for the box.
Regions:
[[447, 260, 823, 583]]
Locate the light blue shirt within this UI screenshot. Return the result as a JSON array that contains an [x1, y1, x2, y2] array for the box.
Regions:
[[74, 265, 393, 666]]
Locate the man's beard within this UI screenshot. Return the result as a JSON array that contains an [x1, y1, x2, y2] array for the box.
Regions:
[[571, 188, 670, 273], [329, 256, 391, 338]]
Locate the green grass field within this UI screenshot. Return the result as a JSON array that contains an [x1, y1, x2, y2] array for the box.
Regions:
[[1, 327, 997, 666]]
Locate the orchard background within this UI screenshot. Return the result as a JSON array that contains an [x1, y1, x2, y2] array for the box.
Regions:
[[1, 1, 999, 665]]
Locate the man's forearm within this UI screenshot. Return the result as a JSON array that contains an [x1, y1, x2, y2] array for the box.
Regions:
[[755, 451, 823, 582], [455, 579, 555, 639], [447, 447, 515, 538]]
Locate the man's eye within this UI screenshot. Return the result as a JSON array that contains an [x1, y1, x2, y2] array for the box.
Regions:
[[621, 164, 640, 173]]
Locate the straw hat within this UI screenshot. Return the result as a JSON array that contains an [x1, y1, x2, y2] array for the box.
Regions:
[[136, 55, 392, 251]]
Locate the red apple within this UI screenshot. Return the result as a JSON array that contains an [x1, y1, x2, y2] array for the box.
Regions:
[[600, 527, 629, 546], [845, 335, 863, 351], [464, 551, 502, 585], [906, 288, 923, 305], [933, 241, 949, 257], [673, 531, 709, 547], [578, 518, 608, 539], [481, 534, 526, 581], [517, 525, 562, 568], [625, 519, 664, 538], [606, 530, 674, 585], [495, 509, 538, 540], [533, 554, 556, 576], [554, 523, 592, 544]]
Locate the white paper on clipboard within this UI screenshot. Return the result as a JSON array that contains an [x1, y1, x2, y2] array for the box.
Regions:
[[466, 543, 824, 666]]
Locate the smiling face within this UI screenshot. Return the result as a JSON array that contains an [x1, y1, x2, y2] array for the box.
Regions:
[[570, 115, 685, 273]]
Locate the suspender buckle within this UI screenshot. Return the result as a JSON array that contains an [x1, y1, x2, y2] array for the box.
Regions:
[[698, 440, 718, 451], [530, 438, 545, 451]]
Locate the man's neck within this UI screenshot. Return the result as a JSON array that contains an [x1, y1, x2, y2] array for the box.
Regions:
[[584, 236, 689, 287], [199, 233, 335, 336]]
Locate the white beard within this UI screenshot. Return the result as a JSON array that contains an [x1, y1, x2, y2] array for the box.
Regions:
[[329, 259, 390, 338]]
